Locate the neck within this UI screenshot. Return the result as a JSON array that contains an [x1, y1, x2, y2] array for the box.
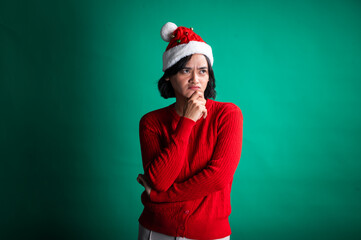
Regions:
[[174, 96, 187, 116]]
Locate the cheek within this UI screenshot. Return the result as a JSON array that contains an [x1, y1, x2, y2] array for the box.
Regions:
[[202, 79, 209, 89], [170, 79, 187, 92], [175, 79, 188, 88]]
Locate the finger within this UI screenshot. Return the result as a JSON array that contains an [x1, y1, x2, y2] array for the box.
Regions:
[[198, 98, 206, 105], [196, 94, 206, 105], [137, 175, 145, 186], [187, 91, 197, 100], [137, 178, 143, 186], [200, 105, 206, 118], [139, 174, 151, 188], [190, 99, 202, 107], [137, 178, 144, 187], [189, 90, 202, 101], [203, 108, 208, 119], [191, 97, 206, 105]]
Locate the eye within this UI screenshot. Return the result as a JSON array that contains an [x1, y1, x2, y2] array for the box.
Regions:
[[200, 69, 208, 74], [180, 69, 190, 74]]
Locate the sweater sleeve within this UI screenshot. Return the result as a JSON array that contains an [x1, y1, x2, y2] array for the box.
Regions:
[[149, 106, 243, 203], [139, 114, 196, 192]]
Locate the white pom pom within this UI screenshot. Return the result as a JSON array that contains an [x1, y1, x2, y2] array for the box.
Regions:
[[160, 22, 178, 42]]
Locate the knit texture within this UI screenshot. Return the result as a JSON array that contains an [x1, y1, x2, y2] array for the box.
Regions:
[[165, 26, 205, 51], [138, 99, 243, 240]]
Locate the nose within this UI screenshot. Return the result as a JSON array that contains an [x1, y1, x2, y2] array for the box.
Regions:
[[189, 71, 200, 84]]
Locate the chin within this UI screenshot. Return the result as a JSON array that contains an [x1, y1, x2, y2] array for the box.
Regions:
[[187, 89, 203, 97], [185, 92, 193, 98]]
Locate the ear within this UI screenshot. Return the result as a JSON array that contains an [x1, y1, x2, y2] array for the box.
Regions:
[[165, 77, 170, 81]]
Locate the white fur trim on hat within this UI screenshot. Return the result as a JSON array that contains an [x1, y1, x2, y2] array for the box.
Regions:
[[162, 41, 213, 72]]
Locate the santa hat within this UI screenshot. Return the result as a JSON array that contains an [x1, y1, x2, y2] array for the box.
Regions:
[[160, 22, 213, 72]]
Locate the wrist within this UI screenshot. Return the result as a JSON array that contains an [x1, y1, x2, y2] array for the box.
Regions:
[[183, 115, 197, 122]]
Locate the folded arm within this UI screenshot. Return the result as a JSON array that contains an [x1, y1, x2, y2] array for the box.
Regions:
[[149, 107, 243, 203], [139, 115, 196, 192]]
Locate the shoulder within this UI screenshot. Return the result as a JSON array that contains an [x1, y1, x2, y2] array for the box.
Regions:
[[208, 100, 243, 132], [209, 99, 243, 119], [139, 105, 171, 129]]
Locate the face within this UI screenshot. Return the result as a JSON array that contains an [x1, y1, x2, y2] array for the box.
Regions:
[[166, 54, 209, 99]]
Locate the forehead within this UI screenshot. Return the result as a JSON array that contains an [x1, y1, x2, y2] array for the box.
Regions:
[[185, 54, 208, 66]]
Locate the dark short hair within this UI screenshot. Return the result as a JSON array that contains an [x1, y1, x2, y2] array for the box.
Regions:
[[158, 54, 216, 99]]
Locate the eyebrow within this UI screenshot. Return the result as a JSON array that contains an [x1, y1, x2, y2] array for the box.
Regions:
[[183, 66, 208, 69]]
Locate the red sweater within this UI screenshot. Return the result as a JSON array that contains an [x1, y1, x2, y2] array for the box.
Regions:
[[138, 99, 243, 240]]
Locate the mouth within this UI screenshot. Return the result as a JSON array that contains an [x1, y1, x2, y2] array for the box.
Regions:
[[188, 86, 201, 90]]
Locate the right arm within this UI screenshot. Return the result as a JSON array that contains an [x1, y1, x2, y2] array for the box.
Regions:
[[139, 115, 195, 192], [139, 91, 207, 192]]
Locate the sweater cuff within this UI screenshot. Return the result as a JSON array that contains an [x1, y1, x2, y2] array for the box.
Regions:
[[173, 117, 196, 142]]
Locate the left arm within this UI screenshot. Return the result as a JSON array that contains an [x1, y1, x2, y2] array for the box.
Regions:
[[147, 107, 243, 203]]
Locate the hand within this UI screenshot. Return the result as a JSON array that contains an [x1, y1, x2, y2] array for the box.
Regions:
[[183, 91, 207, 121], [137, 174, 152, 197]]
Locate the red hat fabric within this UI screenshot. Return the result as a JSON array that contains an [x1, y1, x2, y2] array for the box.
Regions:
[[161, 22, 213, 72]]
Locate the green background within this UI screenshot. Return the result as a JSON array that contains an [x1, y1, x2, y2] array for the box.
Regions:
[[1, 0, 361, 239]]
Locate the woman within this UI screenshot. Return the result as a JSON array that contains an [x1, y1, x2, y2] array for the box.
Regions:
[[137, 22, 243, 240]]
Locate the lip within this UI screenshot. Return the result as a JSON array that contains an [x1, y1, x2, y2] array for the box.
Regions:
[[188, 86, 201, 90]]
